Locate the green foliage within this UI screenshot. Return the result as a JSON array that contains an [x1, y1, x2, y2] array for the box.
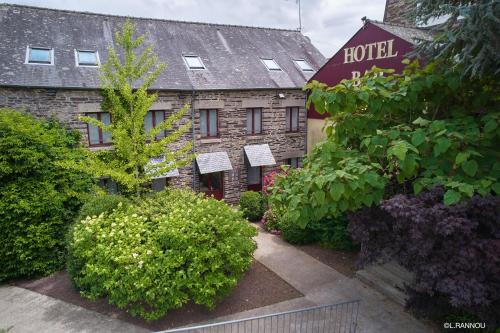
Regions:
[[67, 189, 257, 320], [75, 193, 131, 223], [316, 216, 357, 251], [67, 192, 131, 292], [304, 62, 499, 206], [239, 191, 265, 221], [268, 148, 386, 227], [271, 61, 498, 232], [0, 109, 93, 282], [280, 214, 317, 245], [411, 0, 500, 78], [279, 212, 355, 250], [261, 208, 281, 232], [63, 20, 194, 196]]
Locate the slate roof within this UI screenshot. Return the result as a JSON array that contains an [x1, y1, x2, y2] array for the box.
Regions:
[[146, 157, 179, 179], [244, 144, 276, 167], [0, 4, 326, 90], [369, 20, 434, 44], [196, 152, 233, 174]]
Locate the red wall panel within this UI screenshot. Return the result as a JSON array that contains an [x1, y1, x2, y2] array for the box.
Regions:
[[307, 22, 414, 119]]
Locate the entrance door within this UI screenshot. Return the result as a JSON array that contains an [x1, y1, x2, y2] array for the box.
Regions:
[[200, 172, 224, 200], [247, 166, 262, 192], [152, 177, 168, 192]]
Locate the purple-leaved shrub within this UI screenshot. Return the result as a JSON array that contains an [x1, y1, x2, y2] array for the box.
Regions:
[[348, 186, 500, 327]]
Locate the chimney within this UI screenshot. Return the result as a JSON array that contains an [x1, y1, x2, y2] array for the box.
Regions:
[[383, 0, 415, 26]]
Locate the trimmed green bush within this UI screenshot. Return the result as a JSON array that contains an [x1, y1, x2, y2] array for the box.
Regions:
[[261, 209, 281, 233], [239, 191, 265, 221], [280, 213, 355, 250], [280, 214, 316, 245], [316, 216, 357, 251], [68, 193, 131, 281], [0, 109, 93, 282], [76, 194, 130, 223], [68, 189, 257, 320]]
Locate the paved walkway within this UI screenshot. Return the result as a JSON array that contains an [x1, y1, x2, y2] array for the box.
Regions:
[[206, 228, 432, 333], [0, 285, 148, 333], [0, 228, 433, 333]]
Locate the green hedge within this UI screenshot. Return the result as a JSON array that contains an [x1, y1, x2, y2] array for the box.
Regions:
[[68, 189, 257, 320], [0, 109, 93, 282], [75, 193, 131, 223], [239, 191, 265, 221], [279, 213, 356, 250]]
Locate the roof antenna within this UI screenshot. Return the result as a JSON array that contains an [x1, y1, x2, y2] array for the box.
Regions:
[[298, 0, 302, 32], [361, 16, 368, 27], [286, 0, 302, 31]]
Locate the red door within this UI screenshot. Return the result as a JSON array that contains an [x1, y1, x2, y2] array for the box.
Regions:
[[247, 166, 262, 192], [200, 172, 224, 200]]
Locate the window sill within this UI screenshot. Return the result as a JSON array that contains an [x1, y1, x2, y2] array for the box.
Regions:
[[246, 133, 264, 139], [200, 137, 222, 144], [285, 131, 301, 135], [89, 145, 113, 151]]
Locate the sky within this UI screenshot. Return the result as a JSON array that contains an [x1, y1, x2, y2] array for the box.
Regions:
[[3, 0, 387, 58]]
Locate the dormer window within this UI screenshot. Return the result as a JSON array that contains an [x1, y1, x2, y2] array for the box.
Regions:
[[76, 50, 99, 66], [294, 59, 313, 71], [261, 58, 281, 71], [26, 46, 53, 65], [183, 55, 205, 70]]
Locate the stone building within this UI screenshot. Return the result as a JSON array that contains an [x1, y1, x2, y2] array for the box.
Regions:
[[0, 4, 325, 203], [383, 0, 415, 26]]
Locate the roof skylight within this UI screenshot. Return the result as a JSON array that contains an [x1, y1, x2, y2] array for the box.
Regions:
[[294, 59, 313, 71], [76, 50, 99, 66], [183, 55, 205, 70], [261, 58, 281, 71], [26, 46, 53, 65]]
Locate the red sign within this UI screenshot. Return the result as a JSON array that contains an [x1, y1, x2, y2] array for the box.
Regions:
[[307, 21, 415, 119]]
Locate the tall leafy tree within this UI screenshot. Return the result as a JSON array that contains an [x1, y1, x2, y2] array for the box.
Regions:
[[71, 20, 194, 196], [410, 0, 500, 78]]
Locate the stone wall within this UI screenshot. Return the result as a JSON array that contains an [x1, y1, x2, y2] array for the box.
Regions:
[[0, 87, 306, 204], [383, 0, 415, 26]]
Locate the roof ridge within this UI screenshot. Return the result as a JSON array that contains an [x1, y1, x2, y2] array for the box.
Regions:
[[0, 2, 301, 33], [367, 18, 424, 31]]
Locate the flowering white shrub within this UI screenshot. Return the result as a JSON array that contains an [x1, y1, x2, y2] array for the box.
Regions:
[[68, 189, 257, 320]]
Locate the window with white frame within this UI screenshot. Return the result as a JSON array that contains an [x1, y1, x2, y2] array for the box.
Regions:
[[76, 50, 99, 66], [246, 108, 262, 135], [287, 157, 300, 168], [152, 177, 168, 192], [294, 59, 313, 71], [199, 109, 218, 137], [261, 58, 281, 71], [86, 112, 111, 146], [26, 46, 53, 64], [144, 110, 166, 140], [247, 165, 262, 191], [183, 55, 205, 69], [285, 107, 299, 132], [99, 177, 118, 193]]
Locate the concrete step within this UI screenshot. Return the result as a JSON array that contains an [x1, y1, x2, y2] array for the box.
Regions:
[[381, 261, 414, 283], [356, 263, 413, 307], [368, 265, 407, 292]]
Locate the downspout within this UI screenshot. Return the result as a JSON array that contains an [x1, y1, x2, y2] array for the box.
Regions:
[[190, 89, 196, 190], [304, 90, 308, 155]]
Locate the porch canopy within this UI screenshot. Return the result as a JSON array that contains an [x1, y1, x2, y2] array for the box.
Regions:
[[244, 144, 276, 167], [146, 156, 180, 179], [196, 152, 233, 174]]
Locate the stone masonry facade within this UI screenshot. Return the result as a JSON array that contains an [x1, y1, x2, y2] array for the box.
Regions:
[[0, 87, 306, 204], [383, 0, 415, 26]]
